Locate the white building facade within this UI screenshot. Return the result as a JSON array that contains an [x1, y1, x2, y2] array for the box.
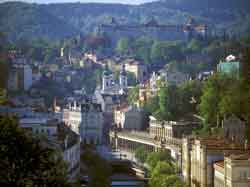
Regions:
[[63, 101, 104, 144], [114, 106, 146, 130]]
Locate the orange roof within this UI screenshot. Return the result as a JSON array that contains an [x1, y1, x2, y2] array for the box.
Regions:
[[194, 137, 250, 151], [214, 161, 224, 169], [227, 153, 250, 160]]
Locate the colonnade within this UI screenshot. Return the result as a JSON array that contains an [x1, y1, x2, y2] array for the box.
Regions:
[[117, 138, 156, 153]]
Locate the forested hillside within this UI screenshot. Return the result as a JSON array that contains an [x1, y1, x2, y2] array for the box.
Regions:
[[0, 0, 250, 41]]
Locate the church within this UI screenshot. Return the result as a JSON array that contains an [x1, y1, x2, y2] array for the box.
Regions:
[[101, 64, 128, 95]]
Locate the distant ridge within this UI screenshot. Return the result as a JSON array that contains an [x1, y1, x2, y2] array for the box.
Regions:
[[0, 0, 249, 41]]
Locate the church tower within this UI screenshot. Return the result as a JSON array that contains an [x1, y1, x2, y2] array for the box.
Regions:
[[102, 65, 113, 92], [119, 64, 127, 89]]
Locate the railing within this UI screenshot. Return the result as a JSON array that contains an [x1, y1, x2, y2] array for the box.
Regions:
[[110, 130, 182, 149], [118, 130, 154, 141]]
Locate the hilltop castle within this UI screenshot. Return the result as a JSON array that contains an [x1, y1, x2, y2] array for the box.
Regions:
[[97, 17, 209, 46]]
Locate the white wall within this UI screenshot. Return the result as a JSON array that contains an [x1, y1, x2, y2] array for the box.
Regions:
[[24, 65, 33, 91]]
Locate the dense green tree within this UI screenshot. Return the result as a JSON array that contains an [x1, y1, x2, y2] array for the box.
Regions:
[[202, 41, 225, 66], [158, 85, 180, 120], [0, 89, 7, 105], [150, 162, 184, 187], [199, 68, 250, 132], [0, 32, 8, 52], [81, 149, 111, 187], [0, 116, 70, 187], [93, 69, 103, 86], [178, 80, 202, 115], [199, 74, 224, 125], [146, 152, 184, 187], [0, 60, 10, 89], [240, 36, 250, 45], [135, 146, 148, 163], [116, 37, 132, 55], [150, 161, 175, 187], [142, 80, 202, 121], [134, 37, 154, 64], [146, 151, 174, 170], [12, 38, 61, 63], [127, 86, 139, 105], [159, 86, 167, 113], [151, 41, 183, 64], [151, 161, 175, 176], [186, 39, 202, 53], [159, 175, 184, 187], [84, 35, 110, 52], [143, 95, 159, 114]]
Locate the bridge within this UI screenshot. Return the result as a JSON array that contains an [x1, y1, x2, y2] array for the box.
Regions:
[[109, 159, 148, 178], [109, 130, 182, 168], [111, 174, 148, 187]]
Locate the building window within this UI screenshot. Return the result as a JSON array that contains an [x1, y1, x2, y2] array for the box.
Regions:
[[244, 171, 247, 179]]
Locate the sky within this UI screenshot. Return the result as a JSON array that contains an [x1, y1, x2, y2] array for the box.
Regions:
[[0, 0, 158, 5]]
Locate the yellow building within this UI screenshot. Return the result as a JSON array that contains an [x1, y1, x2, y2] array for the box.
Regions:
[[214, 153, 250, 187], [125, 59, 147, 83], [182, 137, 250, 187]]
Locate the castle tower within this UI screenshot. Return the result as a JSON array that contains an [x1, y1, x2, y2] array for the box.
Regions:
[[119, 64, 127, 89]]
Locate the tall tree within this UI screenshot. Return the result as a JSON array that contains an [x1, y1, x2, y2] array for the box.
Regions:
[[143, 95, 159, 114], [116, 37, 132, 55], [158, 85, 179, 120], [81, 149, 111, 187], [186, 39, 202, 53], [199, 69, 250, 130], [134, 37, 154, 64], [147, 152, 184, 187], [146, 151, 174, 170], [199, 74, 223, 125], [0, 116, 70, 187], [151, 41, 183, 64], [0, 60, 10, 90], [127, 86, 139, 105], [135, 146, 148, 163]]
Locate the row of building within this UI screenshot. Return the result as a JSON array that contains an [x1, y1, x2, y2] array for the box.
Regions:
[[182, 137, 250, 187], [110, 113, 250, 186]]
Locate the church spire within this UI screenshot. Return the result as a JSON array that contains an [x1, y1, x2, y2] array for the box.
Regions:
[[119, 64, 127, 89]]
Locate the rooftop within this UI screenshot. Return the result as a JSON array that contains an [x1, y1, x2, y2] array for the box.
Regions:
[[214, 160, 224, 169], [194, 137, 250, 151], [226, 153, 250, 161]]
